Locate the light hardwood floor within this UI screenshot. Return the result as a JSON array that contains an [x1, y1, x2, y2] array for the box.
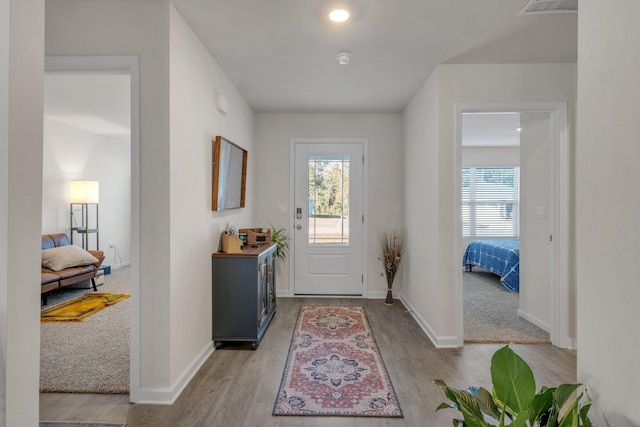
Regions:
[[40, 297, 578, 426]]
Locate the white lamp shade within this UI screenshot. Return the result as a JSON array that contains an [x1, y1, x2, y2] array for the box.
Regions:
[[70, 180, 99, 204]]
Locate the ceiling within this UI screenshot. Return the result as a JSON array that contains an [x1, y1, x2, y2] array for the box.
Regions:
[[171, 0, 578, 113], [43, 1, 578, 138], [462, 113, 521, 147]]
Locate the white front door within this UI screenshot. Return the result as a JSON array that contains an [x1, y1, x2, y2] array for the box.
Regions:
[[292, 140, 365, 295]]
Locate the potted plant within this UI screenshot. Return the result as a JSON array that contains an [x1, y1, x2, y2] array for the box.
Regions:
[[270, 223, 290, 262], [434, 345, 592, 426]]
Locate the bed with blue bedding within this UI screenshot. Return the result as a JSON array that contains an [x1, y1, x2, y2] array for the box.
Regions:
[[462, 240, 520, 293]]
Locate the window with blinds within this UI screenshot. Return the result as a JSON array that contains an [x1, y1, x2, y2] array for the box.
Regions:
[[462, 167, 520, 237]]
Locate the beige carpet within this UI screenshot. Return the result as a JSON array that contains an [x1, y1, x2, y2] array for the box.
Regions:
[[40, 266, 130, 394], [464, 269, 550, 344]]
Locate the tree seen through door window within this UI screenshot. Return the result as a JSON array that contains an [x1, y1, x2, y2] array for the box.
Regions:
[[308, 155, 350, 244]]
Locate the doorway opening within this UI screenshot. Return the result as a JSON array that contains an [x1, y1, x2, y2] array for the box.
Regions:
[[42, 56, 140, 400], [461, 112, 550, 344], [454, 102, 571, 349]]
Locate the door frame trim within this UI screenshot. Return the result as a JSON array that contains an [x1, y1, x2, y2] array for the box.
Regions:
[[289, 138, 369, 297], [454, 101, 572, 349]]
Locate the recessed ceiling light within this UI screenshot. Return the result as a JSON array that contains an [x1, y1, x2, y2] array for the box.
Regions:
[[329, 9, 350, 22]]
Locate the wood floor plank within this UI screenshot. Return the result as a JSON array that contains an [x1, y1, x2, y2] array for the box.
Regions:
[[41, 297, 579, 426]]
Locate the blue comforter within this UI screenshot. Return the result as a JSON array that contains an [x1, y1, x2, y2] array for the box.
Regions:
[[462, 240, 520, 292]]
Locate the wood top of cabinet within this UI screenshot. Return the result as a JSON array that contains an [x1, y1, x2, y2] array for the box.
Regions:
[[212, 243, 276, 258]]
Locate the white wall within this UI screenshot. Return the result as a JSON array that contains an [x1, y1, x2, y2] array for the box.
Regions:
[[42, 118, 131, 268], [403, 63, 576, 347], [577, 2, 640, 425], [0, 0, 44, 425], [169, 4, 255, 389], [402, 69, 444, 342], [462, 146, 519, 167], [254, 113, 403, 297], [519, 112, 551, 330], [45, 0, 173, 400]]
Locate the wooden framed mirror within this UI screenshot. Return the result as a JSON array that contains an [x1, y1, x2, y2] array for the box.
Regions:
[[212, 135, 247, 211]]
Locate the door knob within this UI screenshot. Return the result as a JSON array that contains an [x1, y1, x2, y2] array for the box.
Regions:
[[296, 224, 302, 230]]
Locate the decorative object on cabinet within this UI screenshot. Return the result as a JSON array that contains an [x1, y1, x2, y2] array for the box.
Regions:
[[378, 229, 405, 306], [220, 232, 243, 254], [212, 243, 277, 350], [269, 224, 290, 262], [69, 180, 100, 250], [239, 227, 271, 246], [211, 135, 247, 211]]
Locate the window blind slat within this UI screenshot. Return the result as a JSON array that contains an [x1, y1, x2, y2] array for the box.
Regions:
[[462, 167, 519, 237]]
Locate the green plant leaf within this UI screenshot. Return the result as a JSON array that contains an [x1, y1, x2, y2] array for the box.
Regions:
[[469, 385, 502, 420], [437, 402, 456, 412], [529, 386, 555, 425], [506, 411, 530, 427], [579, 403, 593, 427], [553, 384, 581, 412], [491, 346, 536, 415], [269, 223, 290, 261], [551, 386, 592, 427], [435, 380, 491, 426], [434, 380, 462, 404], [547, 410, 560, 427], [456, 390, 491, 427]]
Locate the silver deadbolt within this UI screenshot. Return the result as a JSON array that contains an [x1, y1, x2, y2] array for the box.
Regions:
[[296, 207, 302, 219]]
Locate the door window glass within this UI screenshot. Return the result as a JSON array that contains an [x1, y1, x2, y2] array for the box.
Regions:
[[308, 155, 350, 245]]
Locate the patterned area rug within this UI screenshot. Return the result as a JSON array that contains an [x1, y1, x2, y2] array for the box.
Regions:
[[41, 293, 130, 322], [273, 305, 403, 418]]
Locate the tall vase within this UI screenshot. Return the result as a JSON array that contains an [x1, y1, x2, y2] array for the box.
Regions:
[[384, 278, 394, 306]]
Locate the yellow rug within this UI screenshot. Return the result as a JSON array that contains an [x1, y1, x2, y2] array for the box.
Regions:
[[41, 292, 130, 322]]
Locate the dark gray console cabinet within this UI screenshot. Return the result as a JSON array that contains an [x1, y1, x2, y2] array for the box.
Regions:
[[212, 243, 276, 350]]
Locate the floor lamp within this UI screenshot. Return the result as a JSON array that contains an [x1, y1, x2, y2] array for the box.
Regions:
[[70, 180, 100, 250]]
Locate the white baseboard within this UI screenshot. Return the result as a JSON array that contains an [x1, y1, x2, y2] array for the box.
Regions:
[[565, 337, 577, 350], [400, 295, 461, 348], [111, 261, 131, 270], [278, 289, 397, 300], [276, 289, 292, 297], [365, 290, 387, 299], [135, 342, 213, 405], [517, 309, 551, 332]]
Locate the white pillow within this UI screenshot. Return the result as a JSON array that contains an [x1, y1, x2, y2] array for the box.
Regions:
[[42, 245, 99, 271]]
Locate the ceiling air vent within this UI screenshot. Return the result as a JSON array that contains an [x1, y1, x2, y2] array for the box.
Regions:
[[519, 0, 578, 15]]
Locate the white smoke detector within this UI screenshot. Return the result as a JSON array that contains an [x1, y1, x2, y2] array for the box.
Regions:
[[336, 51, 352, 65]]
